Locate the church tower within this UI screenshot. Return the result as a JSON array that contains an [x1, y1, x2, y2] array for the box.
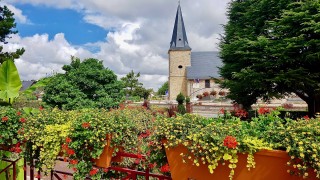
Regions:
[[168, 3, 191, 100]]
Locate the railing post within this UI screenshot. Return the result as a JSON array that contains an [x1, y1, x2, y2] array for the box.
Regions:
[[12, 161, 16, 180]]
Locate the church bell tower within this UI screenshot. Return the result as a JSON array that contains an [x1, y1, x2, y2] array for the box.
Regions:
[[168, 2, 191, 100]]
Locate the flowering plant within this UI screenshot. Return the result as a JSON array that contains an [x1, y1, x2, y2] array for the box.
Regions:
[[154, 108, 320, 179], [210, 90, 217, 96], [0, 106, 26, 158], [202, 91, 210, 97], [22, 108, 77, 174]]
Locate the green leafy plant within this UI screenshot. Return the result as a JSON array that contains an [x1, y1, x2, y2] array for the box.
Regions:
[[0, 59, 22, 104]]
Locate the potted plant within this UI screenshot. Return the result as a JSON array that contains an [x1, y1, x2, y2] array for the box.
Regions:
[[153, 108, 319, 179], [202, 92, 210, 97], [210, 90, 217, 96]]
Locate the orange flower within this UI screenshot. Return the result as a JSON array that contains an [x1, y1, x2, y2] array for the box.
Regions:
[[2, 116, 8, 122], [82, 122, 90, 128]]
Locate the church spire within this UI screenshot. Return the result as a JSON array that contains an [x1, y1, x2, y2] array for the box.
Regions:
[[169, 3, 191, 51]]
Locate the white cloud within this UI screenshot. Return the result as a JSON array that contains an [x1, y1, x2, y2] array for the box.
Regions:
[[0, 3, 30, 24], [3, 0, 231, 90]]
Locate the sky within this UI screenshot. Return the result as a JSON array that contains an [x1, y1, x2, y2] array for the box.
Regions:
[[1, 0, 230, 90]]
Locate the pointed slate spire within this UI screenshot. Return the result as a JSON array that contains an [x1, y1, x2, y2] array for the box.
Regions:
[[169, 3, 191, 51]]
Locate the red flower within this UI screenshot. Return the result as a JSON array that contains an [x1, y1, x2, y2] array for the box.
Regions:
[[67, 149, 75, 156], [223, 136, 238, 149], [137, 153, 143, 159], [219, 108, 225, 114], [63, 174, 68, 179], [160, 163, 170, 173], [258, 107, 271, 115], [19, 118, 26, 123], [148, 163, 156, 169], [69, 159, 78, 165], [39, 106, 44, 110], [89, 168, 99, 176], [17, 112, 21, 116], [82, 122, 90, 128], [65, 137, 72, 143], [234, 109, 248, 118], [61, 144, 69, 150], [303, 115, 310, 120], [72, 168, 77, 172], [103, 168, 109, 173], [2, 116, 8, 122], [34, 174, 41, 179]]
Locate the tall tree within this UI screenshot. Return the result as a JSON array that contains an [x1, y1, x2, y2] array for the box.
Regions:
[[157, 81, 168, 95], [43, 57, 124, 110], [121, 70, 143, 96], [219, 0, 320, 116], [0, 4, 24, 63]]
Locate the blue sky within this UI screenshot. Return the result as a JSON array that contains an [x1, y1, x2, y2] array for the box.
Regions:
[[16, 4, 108, 45], [2, 0, 230, 90]]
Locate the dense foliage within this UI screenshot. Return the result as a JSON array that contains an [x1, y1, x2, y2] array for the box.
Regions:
[[43, 57, 124, 110], [219, 0, 320, 116]]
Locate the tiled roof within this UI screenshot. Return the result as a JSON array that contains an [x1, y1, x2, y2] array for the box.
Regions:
[[187, 51, 222, 79], [169, 4, 191, 51], [21, 80, 36, 91]]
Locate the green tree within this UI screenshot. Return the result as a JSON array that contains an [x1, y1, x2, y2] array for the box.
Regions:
[[121, 70, 142, 96], [43, 57, 124, 110], [157, 81, 168, 95], [219, 0, 320, 116], [0, 4, 25, 63]]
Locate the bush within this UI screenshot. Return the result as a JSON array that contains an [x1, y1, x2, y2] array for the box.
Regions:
[[186, 96, 190, 103], [176, 93, 185, 105]]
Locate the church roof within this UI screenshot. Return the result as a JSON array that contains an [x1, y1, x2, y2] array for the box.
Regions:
[[187, 51, 222, 79], [169, 4, 191, 51]]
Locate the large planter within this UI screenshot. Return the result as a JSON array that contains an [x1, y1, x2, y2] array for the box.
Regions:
[[165, 144, 316, 180], [92, 135, 114, 168]]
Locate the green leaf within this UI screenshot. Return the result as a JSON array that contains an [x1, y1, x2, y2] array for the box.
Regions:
[[223, 153, 232, 160], [0, 59, 22, 104]]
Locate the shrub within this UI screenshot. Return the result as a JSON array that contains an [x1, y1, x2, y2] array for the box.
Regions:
[[176, 93, 185, 104], [177, 104, 186, 115]]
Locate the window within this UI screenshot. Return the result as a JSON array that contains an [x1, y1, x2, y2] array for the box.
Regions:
[[205, 79, 210, 88], [178, 65, 183, 69]]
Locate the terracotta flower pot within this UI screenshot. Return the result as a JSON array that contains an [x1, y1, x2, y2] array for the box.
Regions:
[[165, 144, 316, 180], [111, 146, 124, 163], [92, 135, 114, 168]]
